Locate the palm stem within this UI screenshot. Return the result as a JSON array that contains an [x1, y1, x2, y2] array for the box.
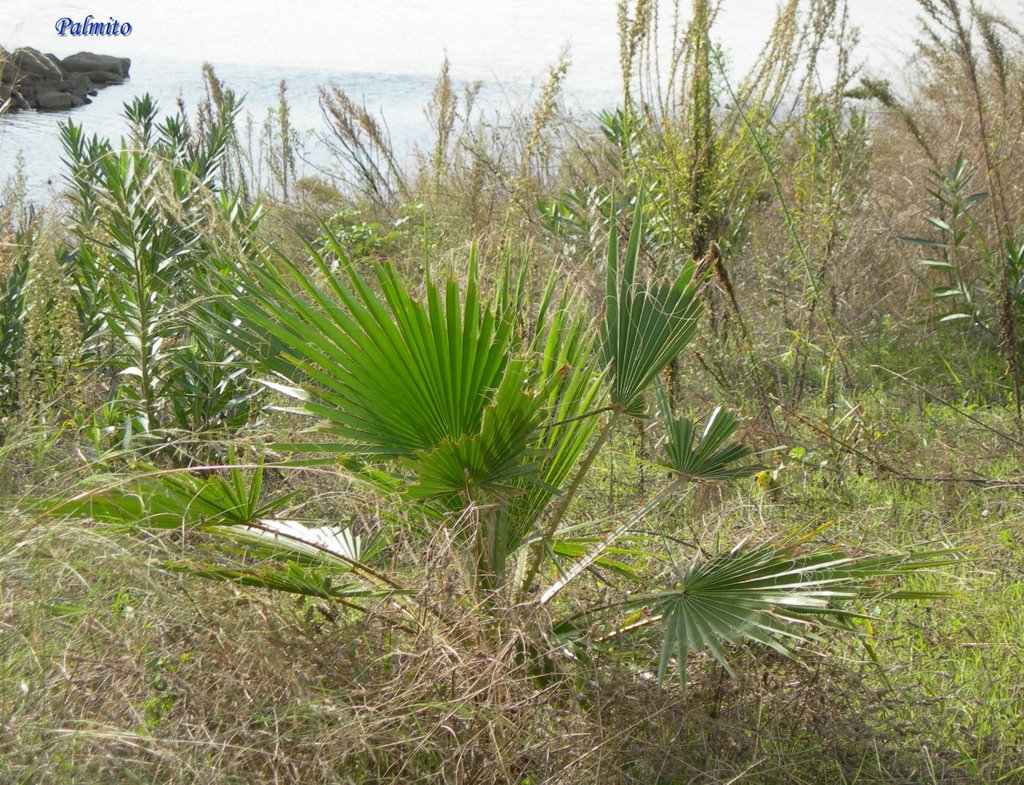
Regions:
[[518, 408, 622, 598], [539, 474, 687, 606]]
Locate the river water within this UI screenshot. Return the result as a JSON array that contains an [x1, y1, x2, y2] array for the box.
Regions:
[[1, 0, 1020, 205]]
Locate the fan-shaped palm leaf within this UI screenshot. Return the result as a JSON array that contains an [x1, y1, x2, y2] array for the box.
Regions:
[[538, 394, 760, 605], [602, 193, 702, 416], [630, 540, 960, 689], [403, 359, 547, 500], [41, 459, 396, 601], [657, 386, 761, 481], [205, 232, 539, 498]]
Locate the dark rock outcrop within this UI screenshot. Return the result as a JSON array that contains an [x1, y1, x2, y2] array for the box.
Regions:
[[35, 91, 76, 110], [0, 47, 130, 113], [61, 52, 130, 78], [11, 48, 64, 80], [81, 70, 125, 86]]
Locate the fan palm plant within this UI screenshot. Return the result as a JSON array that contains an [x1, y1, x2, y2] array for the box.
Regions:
[[48, 193, 957, 688]]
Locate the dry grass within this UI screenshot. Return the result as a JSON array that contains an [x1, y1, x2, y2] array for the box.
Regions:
[[4, 446, 1011, 784]]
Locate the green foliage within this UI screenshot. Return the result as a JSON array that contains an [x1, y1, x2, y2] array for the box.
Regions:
[[905, 153, 992, 331], [220, 243, 520, 463], [202, 225, 593, 587], [0, 235, 29, 415], [646, 540, 957, 689], [5, 21, 1011, 779], [59, 95, 263, 447], [602, 193, 701, 415], [113, 190, 947, 688], [536, 185, 613, 258], [656, 386, 760, 481], [906, 152, 1024, 410], [45, 452, 393, 603], [317, 206, 415, 260], [54, 458, 284, 530]]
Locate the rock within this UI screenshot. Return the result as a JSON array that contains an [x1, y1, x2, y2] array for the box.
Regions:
[[14, 80, 38, 104], [59, 73, 92, 94], [35, 91, 74, 110], [46, 55, 70, 82], [0, 47, 128, 115], [0, 51, 13, 85], [11, 47, 64, 80], [61, 52, 130, 78], [81, 70, 124, 86]]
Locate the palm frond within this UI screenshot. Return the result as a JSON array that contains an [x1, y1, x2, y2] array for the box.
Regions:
[[629, 541, 962, 689], [602, 193, 702, 417], [163, 560, 394, 603], [39, 462, 399, 600], [503, 279, 606, 547], [207, 231, 521, 469], [657, 386, 761, 480], [403, 359, 547, 500]]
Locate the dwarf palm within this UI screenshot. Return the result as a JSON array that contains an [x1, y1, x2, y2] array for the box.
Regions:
[[49, 193, 957, 687]]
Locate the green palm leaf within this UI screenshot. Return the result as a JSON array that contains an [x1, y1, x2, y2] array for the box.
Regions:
[[47, 464, 288, 531], [632, 540, 961, 690], [502, 281, 606, 550], [538, 389, 759, 605], [657, 386, 761, 480], [41, 462, 396, 601], [403, 359, 547, 500], [207, 235, 512, 458], [602, 193, 702, 417], [206, 232, 528, 481], [166, 560, 388, 603]]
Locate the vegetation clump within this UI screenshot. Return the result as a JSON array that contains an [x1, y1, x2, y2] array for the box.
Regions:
[[2, 1, 1023, 782]]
